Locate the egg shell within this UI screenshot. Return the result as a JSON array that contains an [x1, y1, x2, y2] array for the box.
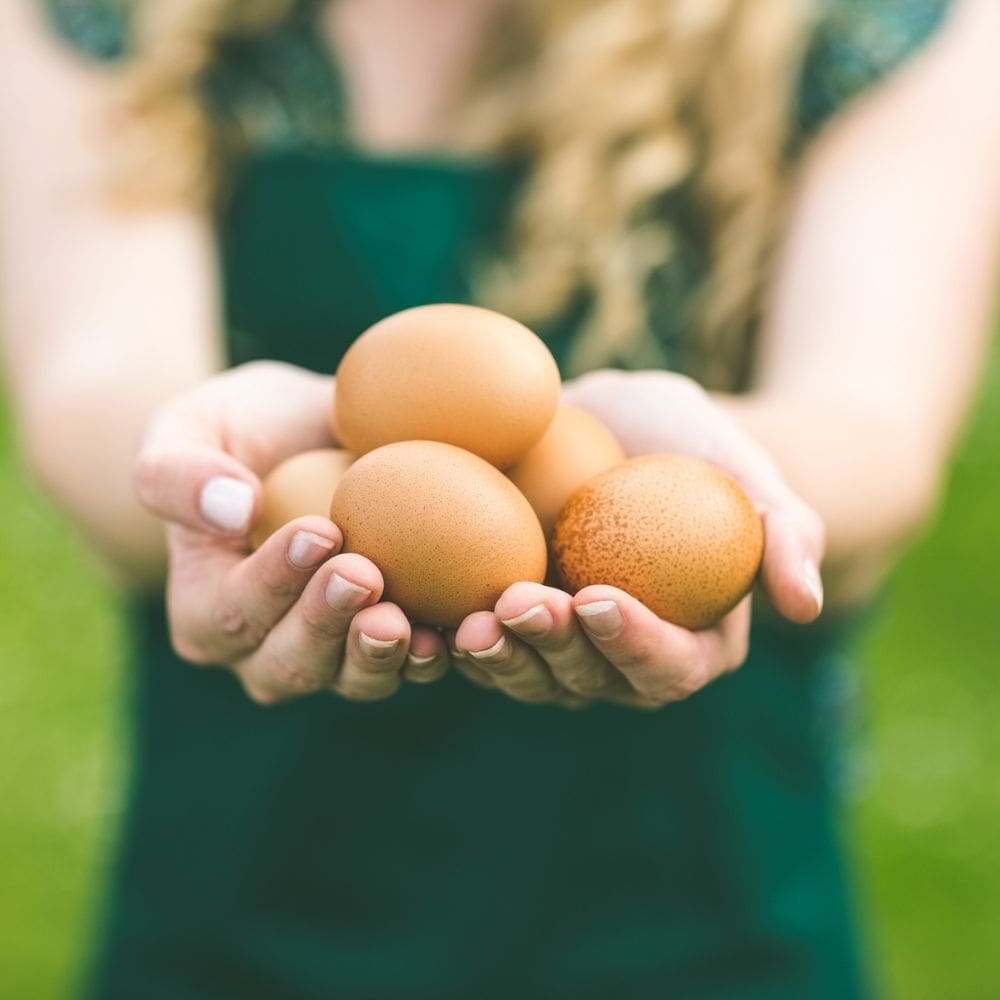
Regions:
[[506, 404, 625, 539], [250, 448, 354, 550], [333, 304, 561, 468], [329, 440, 547, 627], [552, 455, 764, 630]]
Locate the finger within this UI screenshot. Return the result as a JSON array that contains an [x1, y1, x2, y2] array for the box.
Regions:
[[167, 515, 342, 665], [702, 420, 825, 624], [331, 603, 410, 702], [496, 582, 630, 699], [403, 626, 450, 683], [698, 436, 826, 626], [448, 644, 496, 691], [135, 363, 336, 536], [455, 611, 562, 704], [137, 451, 262, 538], [571, 586, 751, 703], [758, 507, 825, 624], [671, 393, 826, 626], [234, 551, 383, 703]]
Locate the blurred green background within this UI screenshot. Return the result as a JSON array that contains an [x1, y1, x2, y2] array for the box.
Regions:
[[1, 351, 998, 999]]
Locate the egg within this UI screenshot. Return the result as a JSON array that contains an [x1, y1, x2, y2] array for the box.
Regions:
[[250, 448, 354, 550], [506, 404, 625, 539], [552, 455, 764, 630], [333, 304, 561, 468], [329, 440, 547, 627]]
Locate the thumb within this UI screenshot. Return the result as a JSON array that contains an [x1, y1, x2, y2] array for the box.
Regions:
[[134, 425, 262, 539], [758, 505, 826, 625], [132, 361, 338, 537]]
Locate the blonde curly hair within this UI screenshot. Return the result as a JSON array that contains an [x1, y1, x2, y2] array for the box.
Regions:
[[112, 0, 811, 389]]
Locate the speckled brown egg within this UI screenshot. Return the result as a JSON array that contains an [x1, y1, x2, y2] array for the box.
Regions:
[[329, 440, 547, 627], [506, 404, 626, 540], [250, 448, 354, 550], [552, 455, 764, 630], [333, 304, 561, 468]]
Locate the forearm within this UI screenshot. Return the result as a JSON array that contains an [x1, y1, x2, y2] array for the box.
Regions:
[[0, 2, 224, 587], [7, 219, 224, 585], [3, 206, 224, 587], [21, 357, 210, 587]]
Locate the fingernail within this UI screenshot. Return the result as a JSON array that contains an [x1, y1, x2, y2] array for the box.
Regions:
[[287, 530, 335, 569], [200, 476, 254, 533], [360, 633, 401, 658], [407, 653, 437, 667], [468, 636, 507, 662], [575, 600, 623, 639], [803, 559, 824, 615], [406, 653, 443, 684], [501, 604, 552, 637], [325, 573, 371, 612]]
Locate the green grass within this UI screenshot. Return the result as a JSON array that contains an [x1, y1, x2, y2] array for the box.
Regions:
[[0, 401, 125, 999], [1, 352, 998, 998], [849, 350, 1000, 999]]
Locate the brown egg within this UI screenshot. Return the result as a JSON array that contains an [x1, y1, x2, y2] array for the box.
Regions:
[[330, 440, 547, 627], [333, 304, 561, 468], [552, 455, 764, 630], [250, 448, 354, 550], [506, 404, 625, 539]]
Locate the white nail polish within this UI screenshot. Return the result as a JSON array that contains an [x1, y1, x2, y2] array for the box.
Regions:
[[199, 476, 254, 533], [575, 600, 623, 639], [575, 600, 618, 617], [287, 530, 335, 569], [326, 574, 371, 612], [359, 632, 401, 657], [501, 605, 547, 629], [803, 559, 824, 614], [469, 636, 507, 660]]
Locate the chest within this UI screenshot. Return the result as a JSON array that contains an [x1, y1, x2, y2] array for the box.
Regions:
[[318, 0, 505, 153], [219, 149, 530, 373]]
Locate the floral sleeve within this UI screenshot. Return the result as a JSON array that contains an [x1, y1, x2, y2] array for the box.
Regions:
[[796, 0, 950, 139], [43, 0, 130, 61], [45, 0, 950, 156], [41, 0, 342, 151]]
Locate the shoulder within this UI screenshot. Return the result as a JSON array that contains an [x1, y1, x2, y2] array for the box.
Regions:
[[796, 0, 952, 137]]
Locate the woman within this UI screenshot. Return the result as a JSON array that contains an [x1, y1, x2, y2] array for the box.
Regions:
[[1, 0, 997, 996]]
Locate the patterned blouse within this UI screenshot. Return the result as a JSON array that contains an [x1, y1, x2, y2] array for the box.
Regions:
[[47, 0, 949, 154]]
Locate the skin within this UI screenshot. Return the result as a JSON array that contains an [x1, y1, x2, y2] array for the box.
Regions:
[[2, 0, 998, 708]]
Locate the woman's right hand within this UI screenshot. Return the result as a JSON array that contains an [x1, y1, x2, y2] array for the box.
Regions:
[[134, 360, 450, 705]]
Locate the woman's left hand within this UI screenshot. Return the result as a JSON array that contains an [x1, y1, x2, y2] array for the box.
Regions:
[[450, 369, 826, 710], [453, 582, 752, 709]]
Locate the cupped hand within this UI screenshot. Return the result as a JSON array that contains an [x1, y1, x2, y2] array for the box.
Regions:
[[134, 361, 449, 704], [562, 368, 826, 624], [451, 368, 825, 710], [450, 582, 749, 710]]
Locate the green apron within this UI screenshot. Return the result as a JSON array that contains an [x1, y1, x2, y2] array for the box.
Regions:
[[43, 2, 948, 997], [82, 150, 861, 1000]]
